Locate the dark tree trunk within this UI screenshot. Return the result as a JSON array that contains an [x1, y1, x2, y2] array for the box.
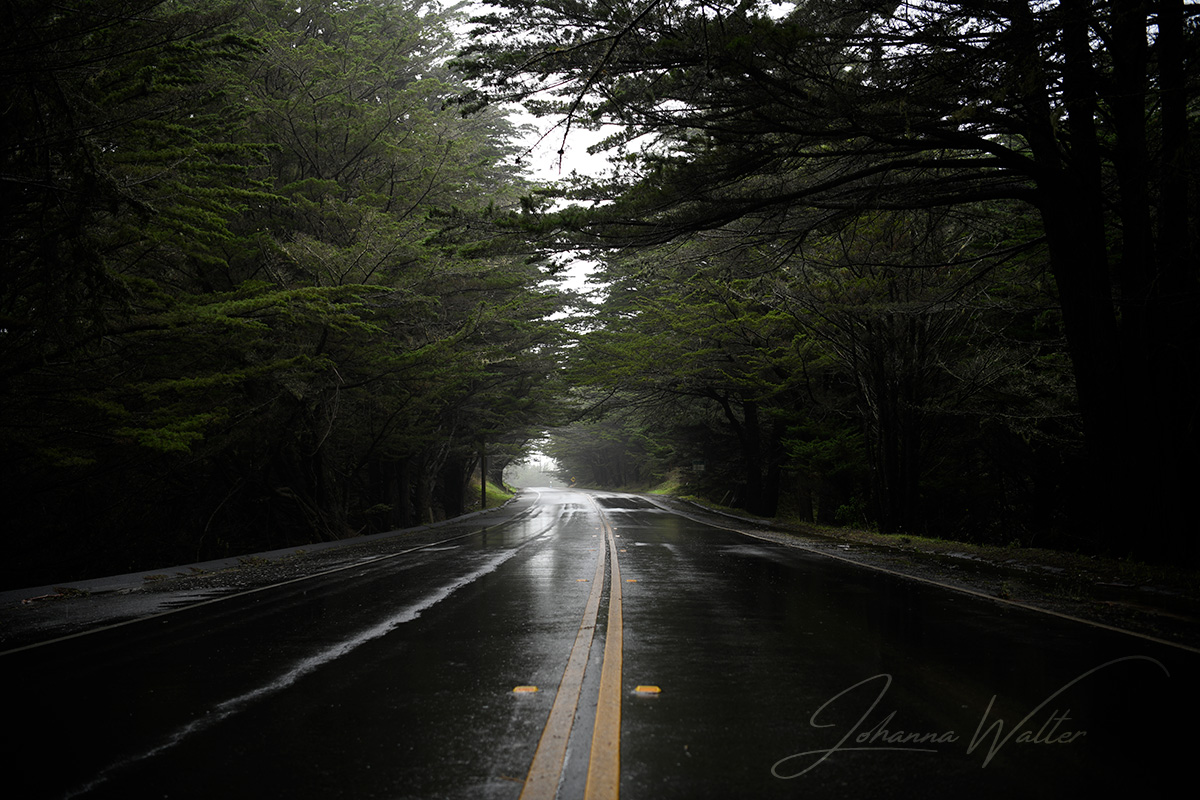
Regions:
[[761, 419, 784, 518], [415, 460, 434, 524], [1149, 0, 1200, 565], [1023, 0, 1200, 564], [437, 456, 470, 519], [714, 395, 784, 517]]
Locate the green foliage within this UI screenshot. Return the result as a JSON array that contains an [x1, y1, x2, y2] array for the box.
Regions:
[[463, 0, 1200, 562], [547, 200, 1082, 537], [1, 0, 569, 587]]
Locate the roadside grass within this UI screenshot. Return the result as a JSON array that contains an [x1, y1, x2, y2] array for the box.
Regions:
[[646, 473, 687, 496], [467, 479, 514, 512], [792, 524, 1198, 596]]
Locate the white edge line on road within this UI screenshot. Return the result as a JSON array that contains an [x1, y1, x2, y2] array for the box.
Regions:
[[641, 495, 1200, 657], [1, 494, 550, 658]]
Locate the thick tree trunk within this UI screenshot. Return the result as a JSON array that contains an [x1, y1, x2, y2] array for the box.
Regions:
[[397, 457, 415, 529], [1018, 0, 1119, 555], [1023, 0, 1200, 565], [437, 456, 469, 519], [792, 474, 815, 523], [859, 315, 925, 535], [415, 460, 434, 524], [373, 458, 413, 531], [712, 395, 786, 517], [715, 395, 771, 516], [762, 419, 784, 518], [1150, 0, 1200, 565]]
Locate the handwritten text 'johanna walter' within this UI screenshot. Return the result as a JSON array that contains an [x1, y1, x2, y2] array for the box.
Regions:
[[771, 655, 1168, 779]]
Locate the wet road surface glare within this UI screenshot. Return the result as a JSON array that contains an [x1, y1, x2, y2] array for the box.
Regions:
[[3, 488, 1196, 798]]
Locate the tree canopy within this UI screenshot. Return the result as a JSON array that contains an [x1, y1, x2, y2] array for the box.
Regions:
[[459, 0, 1199, 562], [2, 0, 1195, 584], [1, 0, 569, 587]]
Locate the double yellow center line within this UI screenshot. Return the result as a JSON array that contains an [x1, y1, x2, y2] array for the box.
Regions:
[[586, 510, 623, 799], [520, 502, 623, 800]]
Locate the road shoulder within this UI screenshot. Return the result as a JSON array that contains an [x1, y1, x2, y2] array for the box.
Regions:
[[644, 494, 1200, 653]]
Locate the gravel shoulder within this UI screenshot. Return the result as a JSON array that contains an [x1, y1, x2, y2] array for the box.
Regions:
[[4, 491, 1198, 654]]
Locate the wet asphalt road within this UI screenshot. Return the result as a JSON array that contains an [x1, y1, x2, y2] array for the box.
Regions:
[[4, 488, 1197, 798]]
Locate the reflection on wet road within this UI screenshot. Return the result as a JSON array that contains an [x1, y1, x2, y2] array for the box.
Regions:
[[3, 488, 1197, 798]]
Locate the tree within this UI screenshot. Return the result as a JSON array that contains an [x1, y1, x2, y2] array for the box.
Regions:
[[213, 0, 567, 533], [558, 201, 1077, 538], [459, 0, 1199, 562], [771, 205, 1079, 537], [0, 0, 566, 586], [566, 234, 804, 514], [1, 0, 286, 578]]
